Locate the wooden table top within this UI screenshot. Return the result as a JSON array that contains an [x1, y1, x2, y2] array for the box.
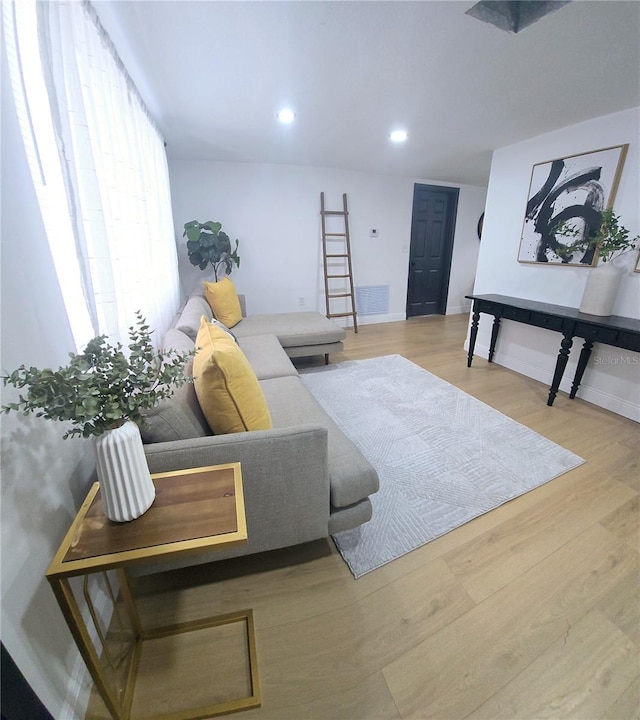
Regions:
[[47, 463, 247, 579]]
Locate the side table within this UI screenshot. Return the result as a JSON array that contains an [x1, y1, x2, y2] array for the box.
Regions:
[[46, 462, 260, 720], [465, 293, 640, 406]]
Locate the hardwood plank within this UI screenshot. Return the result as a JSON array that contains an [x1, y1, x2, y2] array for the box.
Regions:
[[232, 672, 402, 720], [129, 574, 226, 628], [595, 567, 640, 647], [217, 468, 630, 629], [443, 471, 636, 603], [382, 524, 636, 719], [599, 494, 640, 551], [246, 558, 473, 706], [601, 676, 640, 720], [465, 610, 638, 719], [131, 622, 252, 716]]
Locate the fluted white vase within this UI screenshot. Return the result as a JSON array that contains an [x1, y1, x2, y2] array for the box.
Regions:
[[94, 421, 155, 522], [579, 262, 622, 316]]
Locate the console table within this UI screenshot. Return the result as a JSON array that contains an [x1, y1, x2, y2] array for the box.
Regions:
[[465, 294, 640, 406], [47, 462, 260, 720]]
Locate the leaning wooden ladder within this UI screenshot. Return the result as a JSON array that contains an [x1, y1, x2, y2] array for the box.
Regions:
[[320, 192, 358, 332]]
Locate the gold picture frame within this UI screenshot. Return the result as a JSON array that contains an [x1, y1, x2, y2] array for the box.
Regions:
[[518, 144, 628, 267]]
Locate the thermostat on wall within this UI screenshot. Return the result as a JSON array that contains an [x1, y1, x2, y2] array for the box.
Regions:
[[370, 228, 378, 238]]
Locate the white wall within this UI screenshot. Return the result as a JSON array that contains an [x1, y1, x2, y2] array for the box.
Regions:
[[169, 161, 486, 322], [1, 43, 97, 719], [473, 107, 640, 421]]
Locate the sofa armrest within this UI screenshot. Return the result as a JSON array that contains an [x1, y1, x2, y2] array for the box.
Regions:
[[143, 425, 330, 558]]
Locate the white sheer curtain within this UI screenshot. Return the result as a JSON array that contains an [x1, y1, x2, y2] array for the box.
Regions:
[[3, 0, 181, 348]]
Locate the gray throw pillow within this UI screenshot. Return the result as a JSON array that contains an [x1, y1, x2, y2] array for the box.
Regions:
[[211, 318, 238, 342]]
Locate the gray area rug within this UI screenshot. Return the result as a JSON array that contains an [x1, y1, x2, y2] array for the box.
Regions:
[[300, 355, 585, 578]]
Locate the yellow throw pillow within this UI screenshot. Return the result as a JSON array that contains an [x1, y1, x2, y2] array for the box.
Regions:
[[204, 277, 242, 328], [193, 317, 272, 434]]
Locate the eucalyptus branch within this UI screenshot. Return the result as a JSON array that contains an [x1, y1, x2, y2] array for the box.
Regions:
[[553, 208, 640, 264], [1, 313, 194, 439]]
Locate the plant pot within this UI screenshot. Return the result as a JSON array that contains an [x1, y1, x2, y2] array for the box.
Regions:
[[94, 421, 155, 522], [579, 262, 622, 316]]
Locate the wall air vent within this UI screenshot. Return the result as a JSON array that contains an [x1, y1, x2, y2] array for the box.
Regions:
[[355, 285, 389, 316]]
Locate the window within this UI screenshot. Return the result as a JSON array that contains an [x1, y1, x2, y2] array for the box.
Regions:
[[3, 1, 181, 348]]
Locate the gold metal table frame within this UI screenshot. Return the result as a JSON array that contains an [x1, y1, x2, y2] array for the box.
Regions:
[[46, 463, 260, 720]]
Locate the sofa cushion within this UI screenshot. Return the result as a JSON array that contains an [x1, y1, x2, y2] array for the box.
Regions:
[[208, 318, 238, 342], [232, 312, 346, 347], [204, 277, 243, 328], [161, 327, 197, 355], [141, 328, 211, 443], [260, 375, 379, 508], [237, 334, 298, 380], [175, 295, 213, 340], [329, 498, 373, 535], [141, 382, 211, 443], [194, 318, 272, 434]]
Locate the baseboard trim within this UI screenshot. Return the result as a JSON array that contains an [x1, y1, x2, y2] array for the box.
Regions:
[[337, 311, 472, 326], [337, 312, 406, 327], [446, 304, 472, 315], [473, 342, 640, 422]]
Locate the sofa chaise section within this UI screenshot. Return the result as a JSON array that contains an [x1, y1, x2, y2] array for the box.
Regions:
[[176, 292, 346, 361], [232, 312, 345, 360]]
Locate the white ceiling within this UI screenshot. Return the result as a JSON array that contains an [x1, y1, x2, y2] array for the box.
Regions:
[[95, 0, 640, 187]]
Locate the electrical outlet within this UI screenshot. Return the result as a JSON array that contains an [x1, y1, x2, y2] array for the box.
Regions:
[[298, 297, 305, 307], [370, 228, 378, 238]]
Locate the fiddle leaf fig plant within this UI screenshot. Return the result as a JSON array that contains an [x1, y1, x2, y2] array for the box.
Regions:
[[1, 313, 194, 439], [184, 219, 240, 280], [554, 208, 640, 264]]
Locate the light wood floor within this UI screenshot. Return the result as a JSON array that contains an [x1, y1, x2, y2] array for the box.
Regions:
[[86, 314, 639, 720]]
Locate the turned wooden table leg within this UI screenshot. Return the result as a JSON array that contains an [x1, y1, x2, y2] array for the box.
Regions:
[[467, 308, 480, 367], [570, 339, 594, 399], [548, 334, 573, 406], [488, 316, 501, 363]]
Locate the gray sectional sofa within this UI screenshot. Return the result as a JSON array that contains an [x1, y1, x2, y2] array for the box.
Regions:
[[177, 292, 346, 361], [140, 292, 379, 569]]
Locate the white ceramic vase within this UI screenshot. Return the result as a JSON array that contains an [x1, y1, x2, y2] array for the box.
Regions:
[[579, 262, 622, 316], [94, 420, 155, 522]]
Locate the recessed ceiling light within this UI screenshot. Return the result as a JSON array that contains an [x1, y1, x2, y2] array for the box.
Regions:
[[389, 130, 408, 143], [277, 108, 296, 124]]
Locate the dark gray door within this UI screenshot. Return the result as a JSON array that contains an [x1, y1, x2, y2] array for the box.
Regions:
[[406, 184, 459, 317]]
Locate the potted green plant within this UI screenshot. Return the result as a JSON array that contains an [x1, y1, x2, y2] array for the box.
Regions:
[[184, 220, 240, 281], [554, 208, 639, 316], [554, 208, 640, 264], [2, 313, 194, 522]]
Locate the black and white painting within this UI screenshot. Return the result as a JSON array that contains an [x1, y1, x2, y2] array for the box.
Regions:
[[518, 144, 628, 266]]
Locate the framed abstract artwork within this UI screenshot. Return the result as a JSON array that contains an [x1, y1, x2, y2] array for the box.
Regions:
[[518, 144, 628, 266]]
